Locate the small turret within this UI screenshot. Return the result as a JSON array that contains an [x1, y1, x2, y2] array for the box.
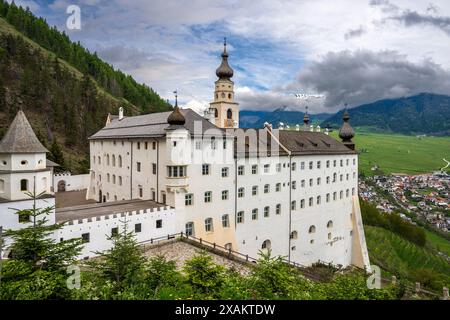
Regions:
[[339, 105, 355, 150], [303, 106, 310, 131], [167, 91, 185, 126]]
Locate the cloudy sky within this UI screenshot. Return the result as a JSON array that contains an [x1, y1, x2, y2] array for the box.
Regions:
[[9, 0, 450, 113]]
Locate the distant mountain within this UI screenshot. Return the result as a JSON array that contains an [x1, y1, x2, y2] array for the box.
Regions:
[[240, 107, 332, 128], [323, 93, 450, 136]]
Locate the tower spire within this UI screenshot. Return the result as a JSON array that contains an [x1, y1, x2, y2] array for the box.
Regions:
[[303, 106, 310, 127], [173, 90, 178, 108], [216, 37, 233, 79]]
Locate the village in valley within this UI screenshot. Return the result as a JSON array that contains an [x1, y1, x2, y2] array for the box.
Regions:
[[359, 171, 450, 236]]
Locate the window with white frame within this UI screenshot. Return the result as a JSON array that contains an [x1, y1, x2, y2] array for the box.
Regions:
[[237, 211, 244, 223], [317, 161, 321, 169], [326, 193, 330, 202], [326, 160, 330, 168], [185, 222, 194, 236], [309, 178, 313, 187], [333, 192, 337, 200], [352, 187, 355, 195], [222, 190, 229, 200], [222, 167, 229, 177], [252, 185, 258, 196], [167, 166, 186, 177], [317, 195, 321, 205], [326, 176, 330, 184], [346, 189, 349, 197], [309, 225, 316, 233], [300, 199, 305, 208], [185, 193, 193, 205], [276, 163, 281, 172], [275, 204, 281, 215], [205, 218, 213, 232], [251, 165, 258, 174], [276, 183, 281, 192], [264, 164, 270, 173], [291, 200, 296, 210], [195, 141, 202, 150], [333, 160, 337, 167], [300, 161, 305, 170], [252, 209, 258, 220], [238, 187, 245, 198], [292, 181, 296, 190], [292, 162, 296, 171], [317, 177, 321, 185], [264, 206, 270, 217], [204, 191, 212, 203], [340, 190, 343, 199], [222, 214, 230, 227], [238, 165, 245, 175], [202, 164, 210, 175], [309, 197, 313, 206], [264, 184, 270, 193], [309, 161, 313, 170], [301, 180, 305, 188]]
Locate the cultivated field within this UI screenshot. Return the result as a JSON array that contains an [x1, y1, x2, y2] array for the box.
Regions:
[[330, 131, 450, 175]]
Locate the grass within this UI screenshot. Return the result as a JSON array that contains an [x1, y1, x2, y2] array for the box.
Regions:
[[365, 226, 450, 283], [330, 131, 450, 176], [424, 229, 450, 257]]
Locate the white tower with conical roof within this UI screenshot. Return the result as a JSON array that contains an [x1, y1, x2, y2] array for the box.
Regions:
[[0, 110, 53, 201]]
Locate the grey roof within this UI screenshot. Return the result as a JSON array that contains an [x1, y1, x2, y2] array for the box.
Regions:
[[0, 110, 49, 154], [89, 108, 231, 140], [46, 159, 60, 167], [55, 199, 166, 222], [233, 128, 356, 157], [278, 130, 357, 155]]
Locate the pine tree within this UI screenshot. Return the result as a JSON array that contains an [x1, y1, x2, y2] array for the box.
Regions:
[[4, 189, 83, 271], [48, 139, 65, 170], [89, 223, 146, 292]]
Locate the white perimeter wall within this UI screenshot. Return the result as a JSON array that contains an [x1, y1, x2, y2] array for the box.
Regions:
[[54, 173, 90, 192]]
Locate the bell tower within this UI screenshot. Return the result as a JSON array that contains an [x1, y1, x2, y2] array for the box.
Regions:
[[209, 38, 239, 128]]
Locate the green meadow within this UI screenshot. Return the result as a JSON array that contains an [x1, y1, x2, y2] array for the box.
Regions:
[[330, 130, 450, 175]]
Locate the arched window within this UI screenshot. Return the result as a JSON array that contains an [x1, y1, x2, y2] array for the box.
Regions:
[[327, 220, 333, 228], [42, 177, 47, 190], [227, 108, 232, 119], [106, 154, 110, 166], [308, 225, 316, 233], [107, 173, 110, 182], [290, 231, 298, 239], [0, 179, 4, 193], [261, 239, 271, 250], [112, 155, 116, 167], [185, 222, 194, 236], [98, 156, 101, 164], [118, 176, 122, 186], [20, 179, 28, 192], [228, 93, 232, 99], [118, 155, 122, 168], [214, 108, 218, 118], [112, 175, 116, 184]]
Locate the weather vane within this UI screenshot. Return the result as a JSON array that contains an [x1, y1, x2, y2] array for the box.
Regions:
[[173, 90, 178, 107]]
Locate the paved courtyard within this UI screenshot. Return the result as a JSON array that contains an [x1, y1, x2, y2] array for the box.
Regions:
[[55, 189, 96, 208]]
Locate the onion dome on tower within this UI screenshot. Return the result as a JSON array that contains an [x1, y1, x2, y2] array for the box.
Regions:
[[338, 106, 355, 150], [215, 38, 234, 80], [167, 91, 185, 126]]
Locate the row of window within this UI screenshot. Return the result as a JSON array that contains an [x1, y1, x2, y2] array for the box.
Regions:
[[203, 161, 357, 177], [78, 219, 162, 243], [185, 186, 355, 205], [184, 218, 335, 238]]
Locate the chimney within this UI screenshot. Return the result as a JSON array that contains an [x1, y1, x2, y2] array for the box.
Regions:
[[119, 107, 124, 120]]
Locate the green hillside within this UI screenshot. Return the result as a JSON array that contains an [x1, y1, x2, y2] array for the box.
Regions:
[[365, 226, 450, 291], [0, 1, 172, 173], [330, 131, 450, 175]]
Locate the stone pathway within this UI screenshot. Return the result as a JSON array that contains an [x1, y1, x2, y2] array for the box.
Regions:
[[142, 240, 251, 275]]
